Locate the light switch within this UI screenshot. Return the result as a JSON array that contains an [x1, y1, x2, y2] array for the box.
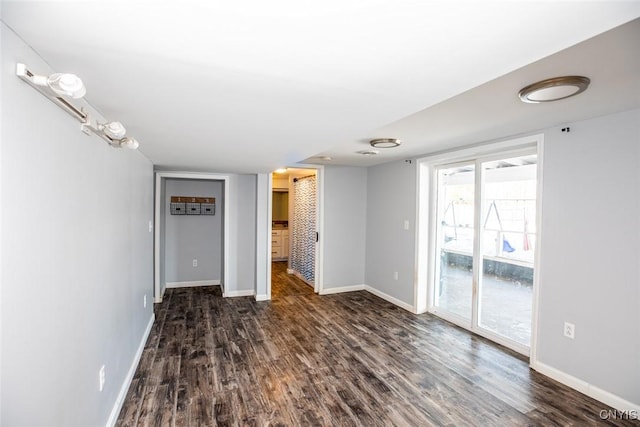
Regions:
[[403, 220, 409, 230]]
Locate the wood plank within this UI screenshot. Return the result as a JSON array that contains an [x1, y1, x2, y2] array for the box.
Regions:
[[115, 262, 634, 426]]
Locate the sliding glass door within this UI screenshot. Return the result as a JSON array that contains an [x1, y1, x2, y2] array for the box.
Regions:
[[478, 156, 537, 347], [431, 151, 537, 354], [433, 163, 475, 323]]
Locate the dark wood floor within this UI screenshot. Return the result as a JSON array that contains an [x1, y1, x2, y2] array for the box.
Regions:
[[116, 262, 636, 426]]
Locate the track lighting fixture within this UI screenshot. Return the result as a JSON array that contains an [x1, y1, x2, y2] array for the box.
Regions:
[[99, 121, 127, 139], [25, 68, 87, 99], [82, 120, 139, 150], [16, 63, 140, 150], [116, 137, 140, 150], [45, 73, 86, 98]]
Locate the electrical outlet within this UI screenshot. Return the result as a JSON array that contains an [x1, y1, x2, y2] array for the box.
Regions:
[[144, 294, 147, 308], [564, 322, 575, 339], [148, 220, 153, 233], [99, 365, 106, 392], [192, 259, 198, 267]]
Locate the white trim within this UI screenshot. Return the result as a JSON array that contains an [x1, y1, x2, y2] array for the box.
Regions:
[[255, 174, 271, 300], [416, 134, 541, 165], [529, 137, 544, 367], [165, 279, 220, 289], [106, 313, 155, 427], [532, 361, 640, 413], [365, 286, 415, 313], [286, 268, 294, 274], [255, 294, 269, 301], [414, 160, 429, 314], [266, 176, 273, 298], [224, 290, 255, 298], [315, 165, 325, 295], [154, 172, 230, 303], [153, 173, 161, 302], [320, 284, 366, 295]]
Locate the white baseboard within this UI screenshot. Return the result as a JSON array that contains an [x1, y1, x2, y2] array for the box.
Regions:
[[224, 289, 254, 298], [165, 279, 220, 289], [319, 283, 415, 313], [532, 361, 640, 413], [106, 313, 155, 427], [365, 286, 415, 313], [255, 294, 270, 301], [320, 284, 365, 295], [286, 268, 294, 274]]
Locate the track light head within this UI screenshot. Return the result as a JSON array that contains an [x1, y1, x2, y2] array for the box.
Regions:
[[119, 137, 139, 150], [47, 73, 86, 98], [100, 121, 127, 139]]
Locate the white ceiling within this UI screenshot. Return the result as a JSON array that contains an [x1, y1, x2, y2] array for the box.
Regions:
[[2, 1, 639, 173]]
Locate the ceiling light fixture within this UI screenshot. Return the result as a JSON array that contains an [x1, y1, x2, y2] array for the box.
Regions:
[[16, 63, 140, 150], [370, 138, 401, 148], [45, 73, 86, 99], [518, 76, 590, 103], [99, 121, 127, 139], [83, 121, 139, 150], [274, 168, 288, 174], [116, 137, 140, 150], [358, 150, 379, 156]]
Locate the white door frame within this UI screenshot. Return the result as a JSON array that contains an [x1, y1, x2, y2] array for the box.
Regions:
[[154, 171, 230, 302], [266, 165, 324, 299], [416, 134, 544, 359]]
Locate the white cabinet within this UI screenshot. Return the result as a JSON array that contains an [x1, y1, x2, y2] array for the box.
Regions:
[[272, 229, 289, 260], [282, 230, 289, 259]]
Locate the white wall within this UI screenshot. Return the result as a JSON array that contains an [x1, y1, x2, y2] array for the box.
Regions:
[[163, 179, 223, 284], [159, 178, 166, 295], [1, 22, 154, 427], [255, 174, 269, 299], [365, 160, 417, 304], [236, 174, 257, 294], [536, 109, 640, 406], [322, 165, 368, 289]]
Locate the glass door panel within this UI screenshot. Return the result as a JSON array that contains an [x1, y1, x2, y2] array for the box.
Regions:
[[478, 155, 537, 347], [434, 164, 475, 322]]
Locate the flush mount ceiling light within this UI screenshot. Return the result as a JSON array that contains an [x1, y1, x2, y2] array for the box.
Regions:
[[274, 168, 288, 174], [518, 76, 590, 103], [16, 63, 140, 150], [370, 138, 401, 148], [358, 149, 379, 156]]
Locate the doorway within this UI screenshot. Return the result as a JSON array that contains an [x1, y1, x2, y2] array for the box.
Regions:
[[418, 137, 542, 357], [154, 172, 230, 303], [269, 167, 323, 298]]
